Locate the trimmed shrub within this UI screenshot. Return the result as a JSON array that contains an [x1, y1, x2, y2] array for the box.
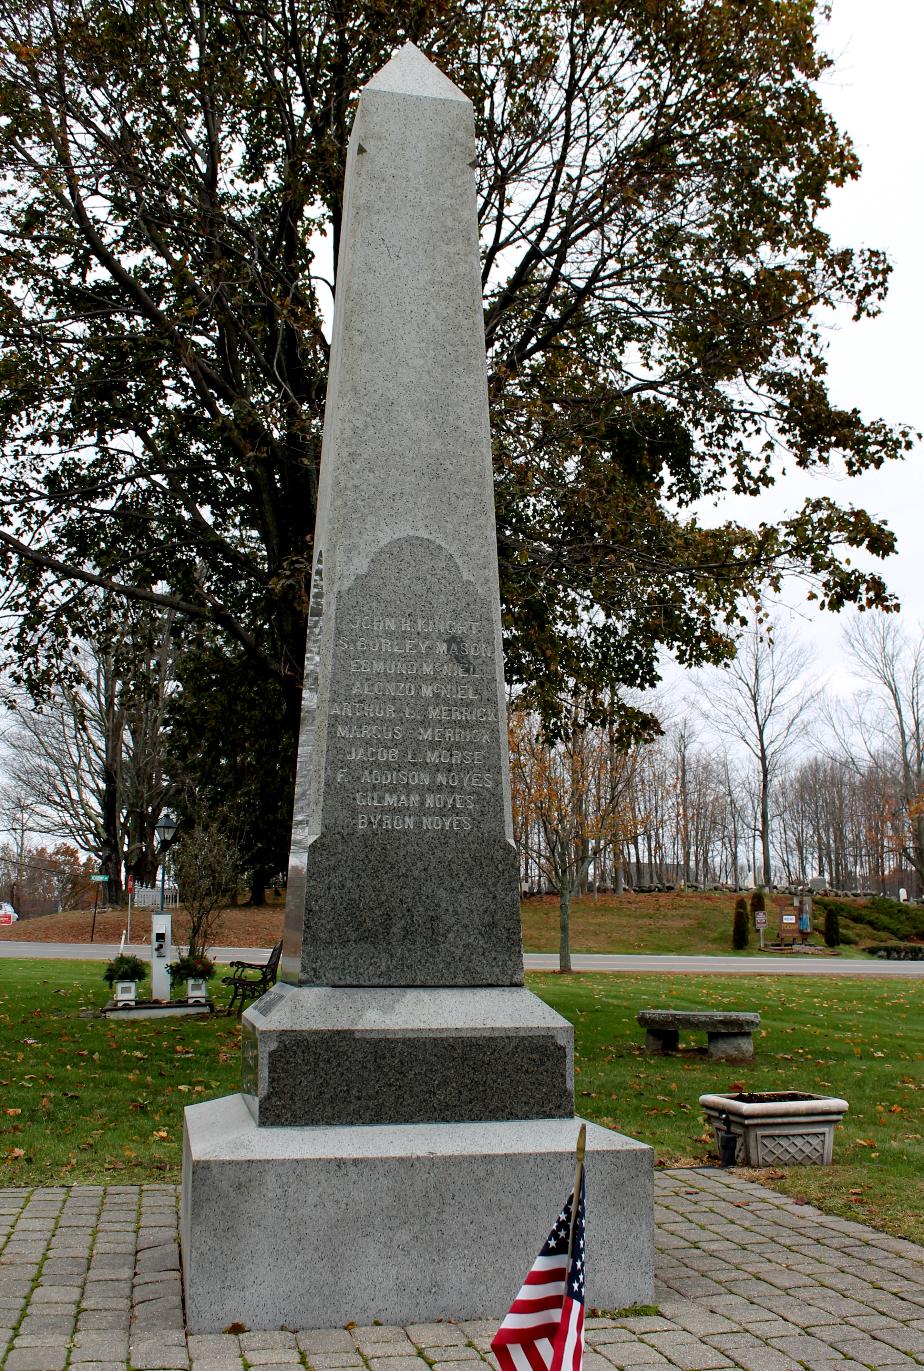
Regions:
[[168, 953, 216, 982], [816, 896, 924, 943], [867, 942, 924, 960], [867, 896, 924, 941], [750, 889, 765, 915], [733, 896, 750, 950], [103, 953, 148, 987], [823, 904, 841, 948]]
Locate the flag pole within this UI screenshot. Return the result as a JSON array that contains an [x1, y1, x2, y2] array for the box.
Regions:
[[566, 1122, 586, 1268]]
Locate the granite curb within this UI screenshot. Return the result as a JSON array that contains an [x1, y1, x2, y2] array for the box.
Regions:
[[2, 1171, 924, 1371]]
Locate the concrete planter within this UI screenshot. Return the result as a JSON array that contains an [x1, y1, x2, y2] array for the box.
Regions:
[[186, 978, 209, 1005], [699, 1090, 849, 1166]]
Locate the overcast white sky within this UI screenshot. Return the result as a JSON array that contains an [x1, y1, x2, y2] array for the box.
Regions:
[[679, 0, 924, 699]]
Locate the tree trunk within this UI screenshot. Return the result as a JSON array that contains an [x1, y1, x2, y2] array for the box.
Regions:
[[101, 764, 123, 903], [614, 859, 624, 896], [760, 761, 772, 888], [558, 885, 573, 973], [248, 866, 267, 906]]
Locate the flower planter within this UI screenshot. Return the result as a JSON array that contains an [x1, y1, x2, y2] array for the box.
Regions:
[[186, 977, 209, 1005], [699, 1090, 849, 1167], [114, 980, 137, 1006]]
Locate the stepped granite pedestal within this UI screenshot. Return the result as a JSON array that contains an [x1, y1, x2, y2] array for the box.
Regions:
[[182, 42, 653, 1331], [182, 1097, 652, 1330]]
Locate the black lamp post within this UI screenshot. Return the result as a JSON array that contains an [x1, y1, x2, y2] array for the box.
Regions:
[[156, 811, 177, 914]]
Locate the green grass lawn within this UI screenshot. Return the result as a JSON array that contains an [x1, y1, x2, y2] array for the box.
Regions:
[[2, 959, 923, 1246], [534, 971, 924, 1244], [0, 959, 241, 1184]]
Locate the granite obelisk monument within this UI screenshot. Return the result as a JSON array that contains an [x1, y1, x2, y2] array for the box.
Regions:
[[181, 44, 653, 1331]]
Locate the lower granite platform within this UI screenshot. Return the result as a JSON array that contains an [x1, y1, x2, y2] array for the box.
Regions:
[[181, 1094, 653, 1332]]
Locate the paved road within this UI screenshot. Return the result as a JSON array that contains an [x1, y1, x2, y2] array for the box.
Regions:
[[2, 941, 923, 976], [525, 951, 924, 976], [0, 941, 271, 963]]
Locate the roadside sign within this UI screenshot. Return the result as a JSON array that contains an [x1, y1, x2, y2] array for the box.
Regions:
[[127, 875, 134, 894], [0, 912, 12, 925], [755, 911, 767, 929], [90, 874, 109, 883]]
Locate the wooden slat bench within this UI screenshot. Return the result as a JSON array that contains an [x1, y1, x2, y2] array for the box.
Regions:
[[637, 1009, 760, 1062]]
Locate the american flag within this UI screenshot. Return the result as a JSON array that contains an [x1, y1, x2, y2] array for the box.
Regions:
[[492, 1171, 586, 1371]]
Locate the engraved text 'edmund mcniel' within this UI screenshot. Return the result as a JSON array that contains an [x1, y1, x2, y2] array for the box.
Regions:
[[330, 610, 499, 831]]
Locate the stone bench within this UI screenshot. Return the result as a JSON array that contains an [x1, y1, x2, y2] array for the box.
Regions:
[[637, 1009, 760, 1062]]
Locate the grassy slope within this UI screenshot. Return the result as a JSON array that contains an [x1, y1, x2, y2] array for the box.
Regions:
[[1, 882, 904, 959], [0, 898, 287, 948], [519, 891, 874, 956], [0, 889, 891, 957], [2, 959, 922, 1245]]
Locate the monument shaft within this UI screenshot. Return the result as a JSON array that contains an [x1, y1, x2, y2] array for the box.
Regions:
[[282, 48, 521, 988], [183, 46, 653, 1330]]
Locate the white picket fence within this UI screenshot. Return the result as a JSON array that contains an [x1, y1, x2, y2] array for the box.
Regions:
[[131, 883, 179, 909]]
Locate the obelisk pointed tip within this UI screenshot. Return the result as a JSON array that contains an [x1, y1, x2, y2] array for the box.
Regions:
[[364, 42, 469, 103]]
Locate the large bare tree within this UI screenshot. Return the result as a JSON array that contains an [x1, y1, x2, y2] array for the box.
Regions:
[[510, 701, 646, 970], [839, 615, 924, 892], [695, 620, 816, 887], [4, 601, 176, 895]]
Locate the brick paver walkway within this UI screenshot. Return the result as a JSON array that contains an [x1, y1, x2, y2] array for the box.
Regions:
[[2, 1170, 923, 1371]]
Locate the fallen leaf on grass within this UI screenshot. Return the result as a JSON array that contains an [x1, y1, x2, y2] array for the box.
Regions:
[[152, 1128, 169, 1140], [4, 1108, 20, 1116], [855, 1138, 877, 1147]]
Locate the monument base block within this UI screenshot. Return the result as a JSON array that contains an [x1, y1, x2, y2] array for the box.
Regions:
[[241, 984, 574, 1125], [181, 1094, 653, 1332]]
